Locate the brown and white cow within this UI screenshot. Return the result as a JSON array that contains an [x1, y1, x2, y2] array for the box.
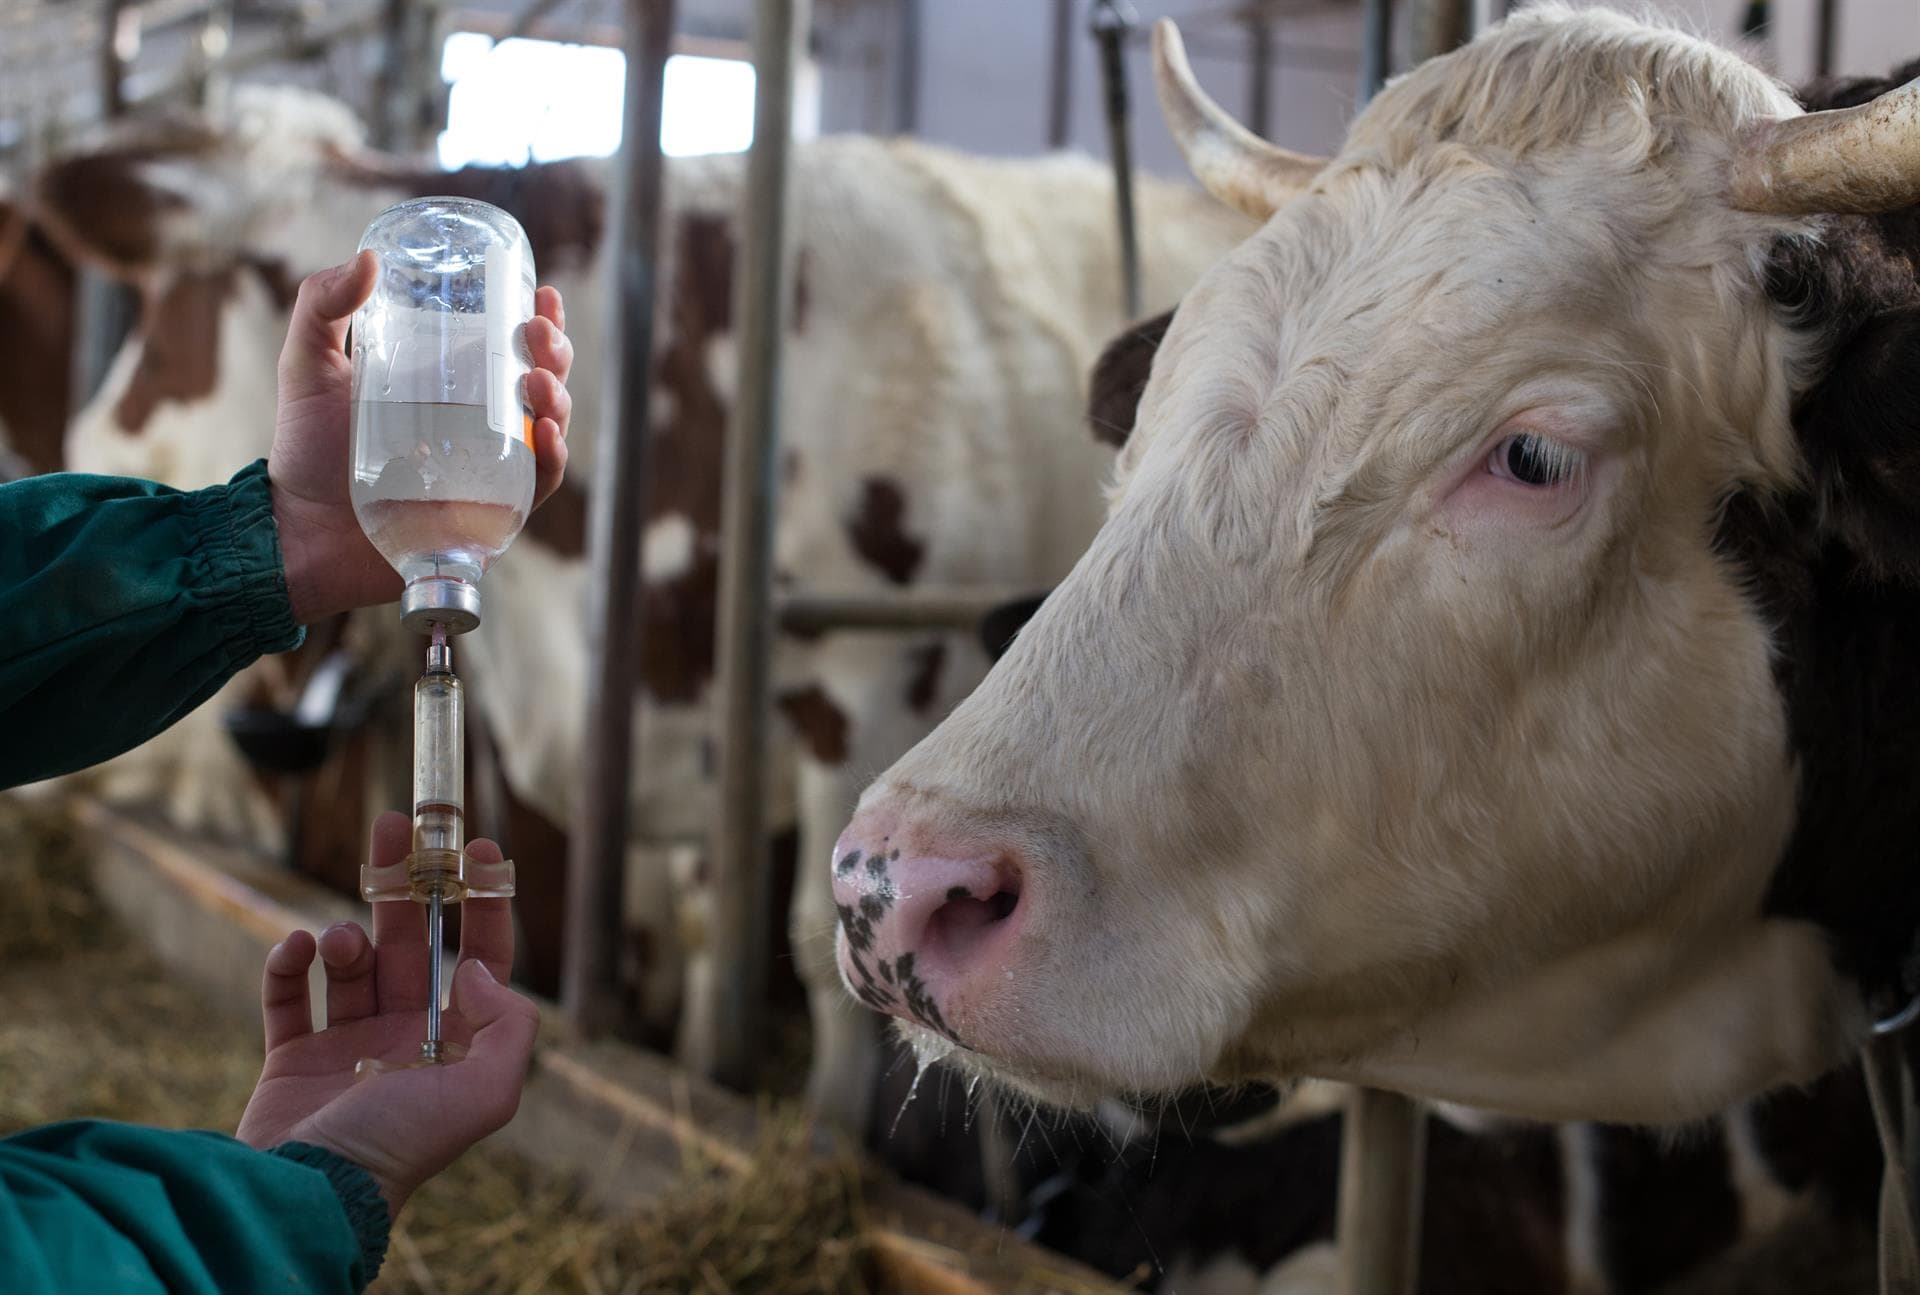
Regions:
[[829, 5, 1920, 1128], [26, 85, 1251, 1134]]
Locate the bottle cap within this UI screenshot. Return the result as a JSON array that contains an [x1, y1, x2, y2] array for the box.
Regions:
[[400, 577, 481, 635]]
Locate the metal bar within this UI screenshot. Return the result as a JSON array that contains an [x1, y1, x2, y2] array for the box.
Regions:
[[100, 0, 133, 117], [775, 589, 1035, 635], [1358, 0, 1392, 104], [1814, 0, 1836, 78], [1091, 0, 1140, 320], [1408, 0, 1468, 63], [125, 8, 388, 111], [1047, 0, 1074, 149], [560, 0, 676, 1037], [1245, 10, 1272, 138], [895, 0, 921, 135], [1337, 1088, 1426, 1295], [686, 0, 808, 1091], [1468, 0, 1500, 38], [1117, 25, 1358, 70]]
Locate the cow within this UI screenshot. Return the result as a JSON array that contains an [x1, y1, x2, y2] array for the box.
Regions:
[[23, 84, 1252, 1141], [826, 0, 1920, 1146]]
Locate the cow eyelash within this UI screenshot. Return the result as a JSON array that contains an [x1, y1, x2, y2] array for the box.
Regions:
[[1487, 433, 1586, 488]]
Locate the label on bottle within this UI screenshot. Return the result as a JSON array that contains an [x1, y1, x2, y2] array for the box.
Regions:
[[484, 243, 535, 448]]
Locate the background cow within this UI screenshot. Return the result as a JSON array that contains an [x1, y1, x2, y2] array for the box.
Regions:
[[23, 85, 1251, 1146]]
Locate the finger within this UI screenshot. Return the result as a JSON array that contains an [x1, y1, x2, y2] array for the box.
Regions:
[[278, 251, 376, 395], [535, 284, 565, 336], [526, 365, 572, 437], [368, 811, 430, 1011], [262, 929, 318, 1051], [526, 314, 573, 385], [456, 838, 515, 985], [532, 416, 568, 506], [449, 959, 540, 1130], [318, 920, 379, 1023]]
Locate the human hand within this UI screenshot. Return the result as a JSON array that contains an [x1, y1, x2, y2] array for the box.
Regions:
[[235, 812, 540, 1218], [268, 251, 575, 624]]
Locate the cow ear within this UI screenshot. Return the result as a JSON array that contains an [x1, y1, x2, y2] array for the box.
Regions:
[[1796, 305, 1920, 581], [31, 117, 225, 279], [1087, 308, 1175, 450], [979, 593, 1048, 663]]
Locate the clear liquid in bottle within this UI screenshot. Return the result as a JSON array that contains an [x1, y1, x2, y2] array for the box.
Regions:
[[349, 400, 535, 587]]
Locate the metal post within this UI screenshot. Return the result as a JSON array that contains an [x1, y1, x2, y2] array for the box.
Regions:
[[1091, 0, 1140, 321], [1337, 1088, 1426, 1295], [1814, 0, 1836, 78], [685, 0, 808, 1091], [561, 0, 676, 1037], [1246, 10, 1273, 139], [99, 0, 134, 117], [1047, 0, 1074, 149], [895, 0, 921, 136], [1409, 0, 1468, 65], [1468, 0, 1502, 38], [1359, 0, 1392, 104]]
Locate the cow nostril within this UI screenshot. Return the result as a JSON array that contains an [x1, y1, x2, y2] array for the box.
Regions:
[[926, 883, 1021, 965]]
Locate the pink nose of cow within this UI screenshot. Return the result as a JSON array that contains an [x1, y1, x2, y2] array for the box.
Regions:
[[830, 819, 1023, 1041]]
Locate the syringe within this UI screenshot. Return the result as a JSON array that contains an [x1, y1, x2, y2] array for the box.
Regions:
[[359, 620, 514, 1071]]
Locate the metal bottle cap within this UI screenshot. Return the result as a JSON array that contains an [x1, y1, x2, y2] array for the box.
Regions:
[[400, 577, 481, 635]]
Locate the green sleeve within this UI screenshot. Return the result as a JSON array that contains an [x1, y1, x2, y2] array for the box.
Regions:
[[0, 1120, 388, 1293], [0, 460, 304, 789]]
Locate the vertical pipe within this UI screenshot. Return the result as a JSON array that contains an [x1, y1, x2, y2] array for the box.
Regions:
[[688, 0, 807, 1091], [1409, 0, 1468, 65], [1047, 0, 1074, 150], [1246, 12, 1273, 140], [1359, 0, 1392, 104], [895, 0, 921, 135], [1091, 0, 1140, 320], [1338, 1088, 1427, 1295], [561, 0, 677, 1037], [99, 0, 132, 117], [1814, 0, 1836, 78]]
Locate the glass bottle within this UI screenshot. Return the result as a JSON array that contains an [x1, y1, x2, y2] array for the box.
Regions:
[[349, 196, 538, 634]]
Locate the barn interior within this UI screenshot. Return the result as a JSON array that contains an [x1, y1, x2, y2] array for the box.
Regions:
[[2, 0, 1919, 1292]]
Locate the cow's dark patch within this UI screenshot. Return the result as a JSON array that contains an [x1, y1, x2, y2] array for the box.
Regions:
[[1726, 67, 1920, 1008], [905, 642, 946, 714], [0, 224, 77, 474], [1590, 1123, 1739, 1291], [776, 684, 850, 764], [115, 267, 237, 433], [521, 478, 590, 558], [836, 848, 862, 877], [1086, 308, 1176, 449], [243, 256, 302, 312], [638, 212, 734, 704], [329, 152, 607, 273], [837, 901, 875, 953], [847, 476, 925, 585], [32, 123, 216, 275], [980, 593, 1048, 663], [865, 853, 887, 879], [894, 951, 952, 1037]]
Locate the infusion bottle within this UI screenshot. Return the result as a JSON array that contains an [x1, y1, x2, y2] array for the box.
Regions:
[[349, 196, 538, 633]]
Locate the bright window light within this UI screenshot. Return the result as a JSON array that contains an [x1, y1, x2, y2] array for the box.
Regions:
[[438, 34, 763, 169]]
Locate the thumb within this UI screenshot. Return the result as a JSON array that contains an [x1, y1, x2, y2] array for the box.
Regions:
[[452, 959, 539, 1116], [278, 250, 376, 390]]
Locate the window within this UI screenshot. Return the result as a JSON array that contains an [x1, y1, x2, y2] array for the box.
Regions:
[[437, 33, 792, 169]]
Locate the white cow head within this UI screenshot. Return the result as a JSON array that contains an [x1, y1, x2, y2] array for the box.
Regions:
[[830, 8, 1920, 1123]]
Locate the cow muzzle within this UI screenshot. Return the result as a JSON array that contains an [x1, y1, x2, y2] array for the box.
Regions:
[[829, 805, 1027, 1044]]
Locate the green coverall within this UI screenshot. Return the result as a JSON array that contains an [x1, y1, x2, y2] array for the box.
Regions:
[[0, 460, 390, 1292]]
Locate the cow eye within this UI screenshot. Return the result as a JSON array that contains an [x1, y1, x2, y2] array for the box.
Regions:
[[1488, 433, 1584, 488]]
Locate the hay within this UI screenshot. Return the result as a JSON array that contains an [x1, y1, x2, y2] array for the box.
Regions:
[[0, 792, 879, 1295], [0, 791, 111, 962]]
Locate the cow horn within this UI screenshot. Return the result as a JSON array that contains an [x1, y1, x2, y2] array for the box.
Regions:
[[1728, 75, 1920, 214], [1152, 18, 1324, 221]]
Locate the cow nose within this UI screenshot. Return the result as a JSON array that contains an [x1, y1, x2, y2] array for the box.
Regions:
[[830, 816, 1024, 1040]]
